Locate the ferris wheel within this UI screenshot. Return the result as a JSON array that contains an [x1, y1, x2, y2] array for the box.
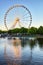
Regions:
[[4, 4, 32, 30]]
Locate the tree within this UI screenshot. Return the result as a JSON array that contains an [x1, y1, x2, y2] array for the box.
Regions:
[[37, 26, 43, 35], [20, 27, 28, 33], [28, 27, 37, 34]]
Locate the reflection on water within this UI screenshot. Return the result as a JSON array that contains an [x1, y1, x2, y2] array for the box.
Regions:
[[4, 39, 21, 65], [11, 39, 21, 59], [0, 37, 43, 65]]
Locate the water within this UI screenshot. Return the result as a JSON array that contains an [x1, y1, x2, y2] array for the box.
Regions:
[[0, 37, 43, 65]]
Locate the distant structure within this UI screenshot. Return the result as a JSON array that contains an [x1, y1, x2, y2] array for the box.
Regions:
[[4, 4, 32, 30]]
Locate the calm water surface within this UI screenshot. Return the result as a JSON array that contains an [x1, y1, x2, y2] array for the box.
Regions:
[[0, 37, 43, 65]]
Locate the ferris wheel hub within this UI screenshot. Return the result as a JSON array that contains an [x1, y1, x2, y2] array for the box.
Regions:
[[15, 17, 20, 22]]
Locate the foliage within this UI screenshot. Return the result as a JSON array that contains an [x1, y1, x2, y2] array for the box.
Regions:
[[0, 26, 43, 35], [28, 27, 37, 34], [37, 26, 43, 35]]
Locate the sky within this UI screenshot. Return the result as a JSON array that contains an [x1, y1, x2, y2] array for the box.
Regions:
[[0, 0, 43, 30]]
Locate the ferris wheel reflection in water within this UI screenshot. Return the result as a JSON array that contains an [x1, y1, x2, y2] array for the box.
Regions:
[[4, 38, 21, 65], [4, 38, 36, 65]]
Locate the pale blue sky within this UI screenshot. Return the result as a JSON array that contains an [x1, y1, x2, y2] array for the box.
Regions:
[[0, 0, 43, 30]]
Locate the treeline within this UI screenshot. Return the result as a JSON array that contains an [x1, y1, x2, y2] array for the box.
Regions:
[[0, 26, 43, 35], [0, 30, 7, 34], [8, 26, 43, 35]]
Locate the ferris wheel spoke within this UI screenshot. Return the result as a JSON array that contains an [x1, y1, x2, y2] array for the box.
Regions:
[[20, 21, 30, 25], [21, 16, 30, 19], [21, 19, 30, 21], [20, 21, 27, 27], [21, 16, 30, 20], [22, 12, 29, 17], [14, 8, 19, 17], [20, 17, 30, 21], [19, 21, 24, 27], [21, 12, 30, 18], [18, 21, 22, 27], [22, 14, 30, 18], [20, 19, 30, 22], [19, 21, 23, 26], [20, 20, 31, 27]]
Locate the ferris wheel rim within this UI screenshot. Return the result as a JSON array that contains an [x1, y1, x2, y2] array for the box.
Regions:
[[4, 4, 32, 30]]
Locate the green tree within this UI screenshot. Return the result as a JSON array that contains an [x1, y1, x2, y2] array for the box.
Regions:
[[20, 27, 28, 33], [28, 27, 37, 34], [37, 26, 43, 35]]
